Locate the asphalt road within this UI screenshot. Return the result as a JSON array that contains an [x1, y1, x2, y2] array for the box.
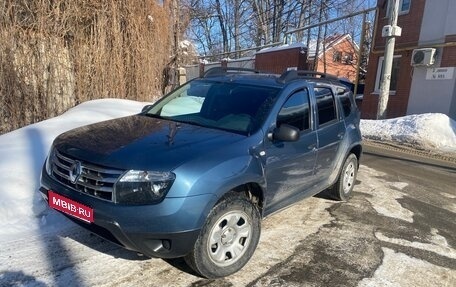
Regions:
[[1, 149, 455, 286], [232, 150, 456, 287], [191, 148, 456, 286]]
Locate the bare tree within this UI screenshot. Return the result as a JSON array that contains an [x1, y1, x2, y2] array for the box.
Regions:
[[184, 0, 375, 62], [214, 0, 229, 53]]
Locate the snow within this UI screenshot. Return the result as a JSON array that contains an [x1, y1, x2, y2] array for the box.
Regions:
[[0, 99, 148, 242], [357, 166, 414, 223], [0, 99, 456, 285], [361, 113, 456, 153], [179, 40, 192, 49], [179, 40, 199, 58], [358, 247, 456, 287], [256, 42, 306, 54]]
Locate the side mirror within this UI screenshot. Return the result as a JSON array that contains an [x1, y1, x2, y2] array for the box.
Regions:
[[268, 124, 300, 142], [141, 105, 153, 113]]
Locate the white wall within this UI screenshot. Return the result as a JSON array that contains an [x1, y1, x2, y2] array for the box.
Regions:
[[407, 0, 456, 119], [418, 0, 451, 45], [407, 64, 456, 118]]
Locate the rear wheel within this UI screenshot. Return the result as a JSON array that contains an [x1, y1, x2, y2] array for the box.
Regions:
[[331, 153, 358, 201], [185, 193, 261, 278]]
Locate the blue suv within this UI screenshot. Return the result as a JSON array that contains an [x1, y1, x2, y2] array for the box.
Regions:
[[40, 68, 362, 278]]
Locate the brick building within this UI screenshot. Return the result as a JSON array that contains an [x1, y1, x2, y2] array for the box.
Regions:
[[189, 36, 359, 84], [308, 34, 360, 83], [255, 43, 308, 74], [362, 0, 456, 119]]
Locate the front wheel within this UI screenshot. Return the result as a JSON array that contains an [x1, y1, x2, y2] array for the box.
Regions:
[[331, 153, 358, 201], [185, 193, 261, 278]]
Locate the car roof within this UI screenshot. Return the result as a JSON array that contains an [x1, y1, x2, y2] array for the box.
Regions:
[[200, 67, 349, 90]]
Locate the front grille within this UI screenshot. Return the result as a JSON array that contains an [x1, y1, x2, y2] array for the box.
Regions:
[[50, 149, 124, 202]]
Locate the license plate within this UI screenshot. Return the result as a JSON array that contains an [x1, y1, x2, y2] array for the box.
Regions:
[[48, 191, 94, 223]]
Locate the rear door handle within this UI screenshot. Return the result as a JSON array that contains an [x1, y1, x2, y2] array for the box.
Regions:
[[338, 132, 345, 139]]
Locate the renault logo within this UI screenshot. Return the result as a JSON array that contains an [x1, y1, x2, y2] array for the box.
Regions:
[[69, 161, 82, 184]]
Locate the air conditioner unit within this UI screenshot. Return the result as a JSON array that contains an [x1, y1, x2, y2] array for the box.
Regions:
[[411, 48, 436, 66]]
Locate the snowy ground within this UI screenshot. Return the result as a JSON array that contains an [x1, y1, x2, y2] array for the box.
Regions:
[[0, 99, 455, 286]]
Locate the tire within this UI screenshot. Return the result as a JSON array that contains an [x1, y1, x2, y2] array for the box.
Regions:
[[331, 153, 358, 201], [185, 193, 261, 279]]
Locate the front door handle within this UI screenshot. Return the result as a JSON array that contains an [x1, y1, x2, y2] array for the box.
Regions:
[[308, 144, 316, 150]]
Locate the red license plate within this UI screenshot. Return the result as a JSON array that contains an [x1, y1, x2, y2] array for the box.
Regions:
[[48, 191, 94, 223]]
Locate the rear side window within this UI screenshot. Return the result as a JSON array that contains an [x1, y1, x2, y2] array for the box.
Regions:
[[337, 87, 354, 117], [315, 87, 337, 126], [277, 89, 311, 131]]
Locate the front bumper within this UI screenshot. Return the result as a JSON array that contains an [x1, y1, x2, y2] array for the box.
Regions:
[[40, 167, 217, 258]]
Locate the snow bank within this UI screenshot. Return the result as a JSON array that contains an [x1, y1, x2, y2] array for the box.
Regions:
[[361, 113, 456, 153], [0, 99, 147, 241]]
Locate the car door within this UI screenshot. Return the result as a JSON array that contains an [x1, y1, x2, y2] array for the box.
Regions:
[[313, 86, 346, 184], [263, 88, 318, 209]]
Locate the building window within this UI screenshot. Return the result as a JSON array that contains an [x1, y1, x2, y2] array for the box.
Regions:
[[387, 0, 411, 16], [374, 55, 401, 93], [343, 53, 354, 64], [333, 51, 342, 62]]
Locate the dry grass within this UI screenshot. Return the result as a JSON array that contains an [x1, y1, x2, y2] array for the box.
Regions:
[[0, 0, 172, 134]]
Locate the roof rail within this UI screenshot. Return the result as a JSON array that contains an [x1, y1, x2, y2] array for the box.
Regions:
[[278, 70, 338, 83], [203, 67, 261, 78]]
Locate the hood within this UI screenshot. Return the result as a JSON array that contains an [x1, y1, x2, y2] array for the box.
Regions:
[[54, 115, 246, 171]]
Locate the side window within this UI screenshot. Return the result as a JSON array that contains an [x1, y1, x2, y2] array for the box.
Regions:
[[277, 89, 310, 131], [315, 87, 337, 126], [338, 88, 353, 117]]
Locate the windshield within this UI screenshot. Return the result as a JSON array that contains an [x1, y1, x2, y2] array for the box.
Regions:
[[145, 80, 280, 135]]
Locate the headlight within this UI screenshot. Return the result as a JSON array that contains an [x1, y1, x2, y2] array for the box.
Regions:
[[45, 146, 56, 176], [115, 170, 175, 205]]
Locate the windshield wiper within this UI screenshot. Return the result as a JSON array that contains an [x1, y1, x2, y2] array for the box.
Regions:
[[142, 113, 164, 119], [171, 118, 207, 128]]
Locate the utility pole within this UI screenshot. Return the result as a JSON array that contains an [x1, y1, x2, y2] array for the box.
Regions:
[[354, 12, 367, 97], [314, 0, 325, 72], [377, 0, 401, 119]]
